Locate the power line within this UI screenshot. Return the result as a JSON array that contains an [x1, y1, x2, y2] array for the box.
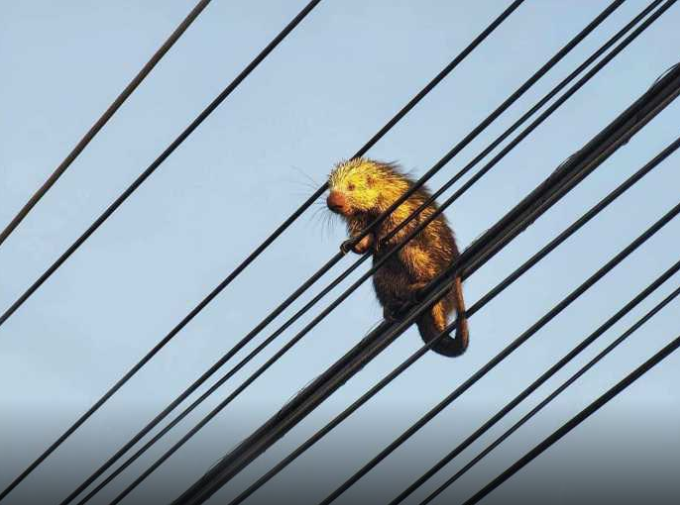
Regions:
[[232, 131, 680, 505], [416, 281, 680, 505], [312, 48, 680, 504], [45, 5, 527, 505], [170, 53, 680, 505], [0, 0, 214, 249], [0, 0, 323, 330], [69, 3, 644, 502], [239, 201, 680, 505], [46, 4, 524, 504], [357, 0, 669, 267], [317, 85, 680, 504], [0, 1, 324, 500], [462, 333, 680, 505], [336, 0, 626, 255], [318, 204, 680, 505], [0, 0, 528, 333]]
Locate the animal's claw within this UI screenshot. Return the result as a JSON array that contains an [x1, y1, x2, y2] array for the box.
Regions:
[[340, 240, 353, 255]]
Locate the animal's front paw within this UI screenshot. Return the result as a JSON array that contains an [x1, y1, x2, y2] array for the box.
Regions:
[[352, 235, 373, 254], [340, 240, 353, 255]]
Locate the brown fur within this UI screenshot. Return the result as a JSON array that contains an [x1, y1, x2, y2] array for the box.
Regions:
[[326, 158, 469, 357]]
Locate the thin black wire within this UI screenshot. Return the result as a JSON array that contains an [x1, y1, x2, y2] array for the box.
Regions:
[[462, 333, 680, 505], [0, 0, 325, 331], [419, 282, 680, 505], [0, 0, 214, 249], [314, 64, 680, 504], [230, 131, 680, 505], [399, 264, 680, 505], [41, 4, 524, 504], [367, 0, 669, 257], [49, 5, 527, 504], [234, 146, 680, 505], [341, 0, 626, 251], [0, 1, 324, 501], [318, 198, 680, 505], [171, 62, 680, 505], [73, 257, 371, 505], [81, 4, 644, 502], [166, 30, 680, 504], [67, 3, 642, 501], [317, 64, 680, 498], [0, 0, 527, 333]]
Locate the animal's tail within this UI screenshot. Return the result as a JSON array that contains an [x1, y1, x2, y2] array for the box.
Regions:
[[416, 276, 469, 357]]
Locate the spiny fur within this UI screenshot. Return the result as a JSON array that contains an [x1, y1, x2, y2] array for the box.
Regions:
[[327, 158, 469, 357]]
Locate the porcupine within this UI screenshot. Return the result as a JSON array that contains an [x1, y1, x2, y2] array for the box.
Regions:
[[326, 158, 469, 357]]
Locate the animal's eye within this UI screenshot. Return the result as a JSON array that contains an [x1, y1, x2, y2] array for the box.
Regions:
[[347, 183, 355, 191]]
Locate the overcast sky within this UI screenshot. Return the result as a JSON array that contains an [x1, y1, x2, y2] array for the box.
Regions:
[[1, 1, 679, 504]]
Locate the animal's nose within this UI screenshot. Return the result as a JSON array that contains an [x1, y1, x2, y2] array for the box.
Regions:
[[326, 191, 346, 214]]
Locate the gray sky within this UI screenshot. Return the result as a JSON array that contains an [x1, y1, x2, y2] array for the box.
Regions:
[[1, 1, 679, 504]]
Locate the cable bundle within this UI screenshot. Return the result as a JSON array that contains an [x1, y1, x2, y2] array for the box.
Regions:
[[173, 21, 680, 505], [3, 1, 679, 505]]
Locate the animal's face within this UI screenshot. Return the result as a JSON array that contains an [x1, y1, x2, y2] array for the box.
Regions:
[[327, 160, 382, 217]]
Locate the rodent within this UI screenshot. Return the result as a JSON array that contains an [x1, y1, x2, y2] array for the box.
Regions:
[[326, 158, 469, 357]]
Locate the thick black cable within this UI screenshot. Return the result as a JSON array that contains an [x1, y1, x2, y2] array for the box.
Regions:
[[50, 5, 527, 504], [462, 334, 680, 505], [0, 1, 324, 501], [318, 198, 680, 505], [230, 130, 680, 505], [173, 49, 680, 505], [419, 282, 680, 505], [0, 0, 214, 249], [316, 56, 680, 501], [70, 3, 644, 500], [89, 4, 653, 501]]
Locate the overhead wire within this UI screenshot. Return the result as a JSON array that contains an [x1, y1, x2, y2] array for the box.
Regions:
[[462, 333, 680, 505], [67, 3, 649, 502], [0, 0, 527, 331], [415, 281, 680, 505], [318, 203, 680, 505], [59, 3, 537, 503], [231, 130, 680, 505], [171, 38, 680, 505], [0, 0, 323, 329], [25, 3, 529, 504], [0, 0, 214, 248], [0, 0, 324, 500], [318, 62, 680, 505]]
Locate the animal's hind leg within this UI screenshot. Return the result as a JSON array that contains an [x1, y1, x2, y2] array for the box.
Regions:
[[382, 280, 428, 321]]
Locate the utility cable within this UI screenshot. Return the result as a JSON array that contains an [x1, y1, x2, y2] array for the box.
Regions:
[[416, 281, 680, 505], [0, 1, 323, 501], [0, 0, 213, 248], [319, 57, 680, 505], [170, 50, 680, 505], [40, 3, 527, 504], [318, 200, 680, 505], [231, 132, 680, 505], [71, 3, 649, 502], [462, 333, 680, 505]]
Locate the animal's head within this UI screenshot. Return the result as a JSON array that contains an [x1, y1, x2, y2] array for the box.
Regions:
[[326, 158, 405, 218]]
